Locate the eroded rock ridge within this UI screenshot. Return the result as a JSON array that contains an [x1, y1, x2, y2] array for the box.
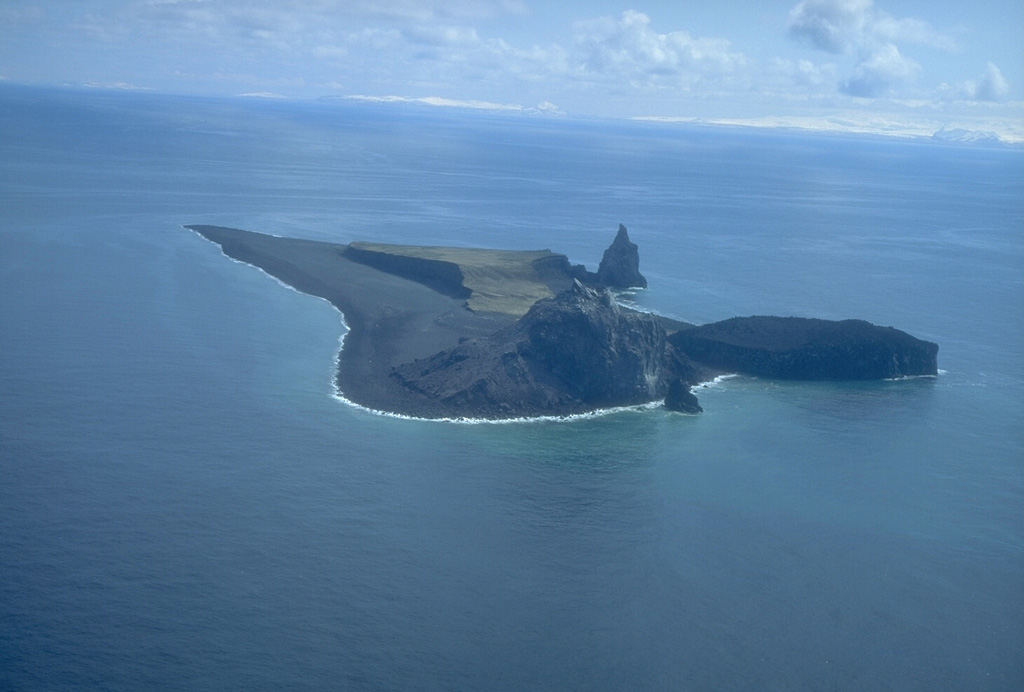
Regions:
[[392, 280, 703, 418]]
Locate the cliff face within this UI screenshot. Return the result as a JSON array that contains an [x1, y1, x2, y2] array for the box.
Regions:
[[669, 316, 938, 380], [596, 224, 648, 289], [516, 281, 666, 404], [392, 281, 676, 418], [342, 243, 471, 299]]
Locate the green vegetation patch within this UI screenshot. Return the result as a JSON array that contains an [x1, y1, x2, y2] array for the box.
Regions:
[[350, 242, 561, 316]]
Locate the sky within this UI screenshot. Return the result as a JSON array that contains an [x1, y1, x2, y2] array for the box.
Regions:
[[1, 0, 1022, 139]]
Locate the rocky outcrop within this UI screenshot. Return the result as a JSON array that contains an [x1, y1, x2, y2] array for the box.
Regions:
[[664, 379, 703, 413], [596, 224, 647, 289], [529, 253, 593, 290], [392, 281, 681, 418], [668, 316, 938, 380]]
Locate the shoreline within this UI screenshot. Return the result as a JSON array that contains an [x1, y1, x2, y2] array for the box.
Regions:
[[186, 225, 476, 415]]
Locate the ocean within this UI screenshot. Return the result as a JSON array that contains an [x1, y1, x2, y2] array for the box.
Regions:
[[1, 85, 1021, 691]]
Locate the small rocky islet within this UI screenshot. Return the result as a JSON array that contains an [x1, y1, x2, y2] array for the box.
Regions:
[[188, 223, 938, 420]]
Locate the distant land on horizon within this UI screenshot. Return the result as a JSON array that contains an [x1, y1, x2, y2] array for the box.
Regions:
[[1, 82, 1020, 146]]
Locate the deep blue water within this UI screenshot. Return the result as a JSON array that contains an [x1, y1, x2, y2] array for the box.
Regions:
[[1, 85, 1022, 691]]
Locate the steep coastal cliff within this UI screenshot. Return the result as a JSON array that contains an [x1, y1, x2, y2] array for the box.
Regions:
[[669, 316, 939, 380], [391, 281, 705, 418]]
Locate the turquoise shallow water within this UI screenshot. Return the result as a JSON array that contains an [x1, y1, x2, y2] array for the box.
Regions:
[[1, 86, 1022, 690]]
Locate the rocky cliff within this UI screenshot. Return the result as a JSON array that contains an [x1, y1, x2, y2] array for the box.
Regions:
[[391, 281, 698, 418], [669, 316, 938, 380], [596, 224, 648, 289], [342, 243, 471, 299]]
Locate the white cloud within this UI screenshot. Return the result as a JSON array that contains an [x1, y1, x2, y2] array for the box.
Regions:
[[401, 25, 480, 47], [941, 62, 1011, 103], [841, 44, 919, 97], [788, 0, 954, 54], [770, 58, 837, 89], [125, 0, 520, 55], [965, 62, 1009, 102], [787, 0, 958, 99], [342, 0, 528, 23], [870, 15, 957, 52], [788, 0, 872, 54], [571, 10, 745, 88], [534, 101, 564, 115]]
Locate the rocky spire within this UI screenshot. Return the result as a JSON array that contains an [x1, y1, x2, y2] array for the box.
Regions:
[[596, 224, 647, 289]]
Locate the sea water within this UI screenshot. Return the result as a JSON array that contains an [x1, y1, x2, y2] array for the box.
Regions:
[[1, 85, 1021, 691]]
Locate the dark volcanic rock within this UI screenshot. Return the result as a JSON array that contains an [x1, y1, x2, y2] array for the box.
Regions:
[[596, 224, 648, 289], [392, 281, 672, 418], [669, 316, 938, 380], [664, 379, 703, 413]]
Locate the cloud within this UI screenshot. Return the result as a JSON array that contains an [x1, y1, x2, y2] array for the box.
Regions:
[[941, 62, 1011, 102], [572, 10, 745, 88], [114, 0, 545, 94], [127, 1, 518, 52], [840, 44, 919, 97], [787, 0, 956, 99], [401, 24, 480, 47], [788, 0, 872, 54], [342, 0, 528, 23], [870, 15, 957, 52], [965, 62, 1009, 102], [135, 0, 219, 36], [788, 0, 954, 54]]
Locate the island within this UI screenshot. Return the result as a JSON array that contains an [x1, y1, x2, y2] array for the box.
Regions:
[[186, 223, 938, 420]]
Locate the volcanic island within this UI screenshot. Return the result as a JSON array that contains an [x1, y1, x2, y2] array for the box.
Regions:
[[187, 224, 939, 420]]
